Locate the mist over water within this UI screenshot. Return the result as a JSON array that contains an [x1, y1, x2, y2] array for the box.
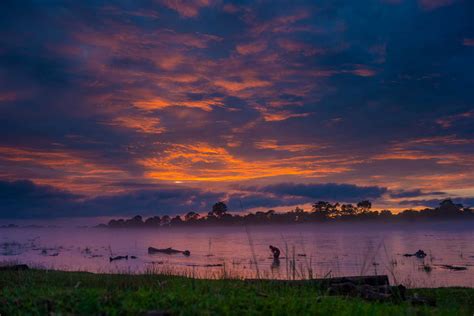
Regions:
[[1, 223, 473, 288]]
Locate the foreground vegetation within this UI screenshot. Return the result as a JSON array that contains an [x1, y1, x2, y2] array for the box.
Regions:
[[0, 270, 473, 315]]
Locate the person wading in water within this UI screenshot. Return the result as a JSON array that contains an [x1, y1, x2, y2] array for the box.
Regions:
[[269, 245, 281, 269], [269, 245, 280, 259]]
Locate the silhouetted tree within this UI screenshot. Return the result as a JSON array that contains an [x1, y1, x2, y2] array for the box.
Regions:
[[184, 211, 200, 222], [126, 215, 143, 227], [108, 219, 123, 228], [266, 210, 275, 220], [292, 206, 306, 222], [399, 209, 418, 219], [437, 199, 463, 213], [171, 215, 183, 226], [379, 210, 393, 218], [211, 201, 228, 218], [312, 201, 329, 214], [144, 216, 161, 227], [206, 211, 218, 224], [356, 200, 372, 214], [102, 198, 474, 229], [312, 201, 339, 218], [161, 215, 171, 226], [340, 204, 356, 216]]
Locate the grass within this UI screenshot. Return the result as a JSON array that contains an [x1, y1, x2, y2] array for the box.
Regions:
[[0, 270, 473, 315]]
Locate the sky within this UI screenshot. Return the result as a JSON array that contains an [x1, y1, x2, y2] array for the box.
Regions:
[[0, 0, 473, 220]]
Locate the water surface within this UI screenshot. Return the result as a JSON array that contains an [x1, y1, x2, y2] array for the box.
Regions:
[[1, 223, 473, 288]]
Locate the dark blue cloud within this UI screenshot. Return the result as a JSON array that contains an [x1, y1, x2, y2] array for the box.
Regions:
[[399, 197, 474, 208], [0, 180, 83, 218], [0, 179, 223, 219], [0, 179, 388, 219], [390, 189, 446, 199], [227, 192, 308, 211], [243, 183, 387, 202]]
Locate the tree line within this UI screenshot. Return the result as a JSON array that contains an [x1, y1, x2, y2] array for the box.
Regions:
[[101, 198, 474, 228]]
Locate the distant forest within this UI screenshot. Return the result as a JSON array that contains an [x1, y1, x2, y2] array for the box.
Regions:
[[101, 199, 474, 228]]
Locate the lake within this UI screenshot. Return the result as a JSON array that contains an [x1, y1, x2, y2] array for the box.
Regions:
[[1, 223, 473, 288]]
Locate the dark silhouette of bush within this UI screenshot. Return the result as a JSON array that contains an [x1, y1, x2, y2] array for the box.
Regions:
[[144, 216, 161, 227], [184, 211, 200, 222]]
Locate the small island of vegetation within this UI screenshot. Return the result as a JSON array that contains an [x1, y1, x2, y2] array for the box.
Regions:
[[101, 199, 474, 229]]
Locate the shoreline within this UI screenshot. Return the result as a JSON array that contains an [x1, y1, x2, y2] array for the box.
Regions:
[[2, 219, 474, 230]]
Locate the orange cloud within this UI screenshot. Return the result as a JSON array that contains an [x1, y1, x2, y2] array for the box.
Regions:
[[133, 98, 172, 110], [133, 97, 222, 111], [101, 5, 160, 19], [236, 41, 267, 55], [222, 3, 240, 13], [214, 78, 271, 92], [253, 105, 312, 122], [277, 39, 324, 56], [138, 143, 349, 182], [58, 12, 334, 127], [156, 29, 221, 48], [418, 0, 456, 10], [463, 38, 474, 47], [372, 136, 474, 165], [160, 0, 212, 17], [107, 116, 165, 134], [436, 111, 473, 128], [254, 140, 322, 152], [403, 173, 471, 191], [349, 66, 376, 77], [402, 135, 474, 146], [250, 11, 311, 35], [0, 146, 130, 194], [226, 140, 242, 148], [0, 92, 17, 102]]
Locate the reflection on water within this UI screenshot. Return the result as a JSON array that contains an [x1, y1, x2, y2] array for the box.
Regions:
[[1, 223, 473, 288]]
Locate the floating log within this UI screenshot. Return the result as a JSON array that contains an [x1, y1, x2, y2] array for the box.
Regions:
[[148, 247, 190, 256], [439, 264, 467, 271], [109, 255, 128, 262], [403, 249, 427, 258]]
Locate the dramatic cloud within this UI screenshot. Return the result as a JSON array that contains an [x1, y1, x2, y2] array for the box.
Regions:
[[399, 197, 474, 208], [389, 189, 446, 198], [0, 180, 83, 218], [0, 179, 223, 219], [159, 0, 213, 18], [0, 179, 393, 219], [0, 0, 472, 218], [418, 0, 457, 10], [243, 183, 388, 202]]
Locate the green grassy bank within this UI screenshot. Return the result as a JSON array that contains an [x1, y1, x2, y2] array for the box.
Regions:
[[0, 270, 473, 315]]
